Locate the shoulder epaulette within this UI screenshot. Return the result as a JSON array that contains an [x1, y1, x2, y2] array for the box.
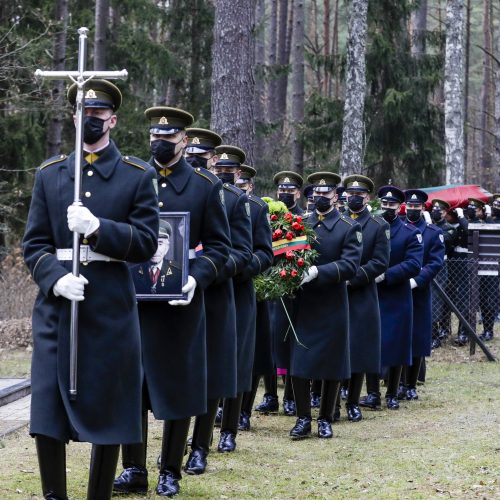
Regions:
[[224, 183, 244, 196], [122, 155, 147, 171], [403, 222, 418, 231], [370, 214, 386, 226], [427, 223, 440, 232], [40, 154, 67, 170], [340, 215, 355, 226], [249, 195, 266, 207], [194, 167, 215, 184]]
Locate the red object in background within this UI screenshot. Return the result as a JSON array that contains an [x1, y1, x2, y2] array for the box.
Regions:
[[419, 184, 493, 209]]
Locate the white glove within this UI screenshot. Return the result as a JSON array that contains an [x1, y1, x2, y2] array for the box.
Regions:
[[67, 205, 100, 237], [455, 207, 464, 218], [484, 204, 492, 216], [423, 211, 432, 224], [169, 276, 197, 306], [346, 281, 351, 286], [300, 266, 318, 285], [410, 278, 418, 289], [53, 273, 88, 301], [375, 273, 385, 284]]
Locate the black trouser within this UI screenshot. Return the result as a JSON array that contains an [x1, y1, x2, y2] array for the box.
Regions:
[[241, 376, 260, 415], [121, 410, 148, 469], [366, 367, 402, 398], [221, 393, 244, 434], [159, 418, 191, 478], [191, 398, 220, 451], [406, 357, 423, 389], [347, 373, 364, 405], [36, 434, 119, 500], [263, 374, 278, 397], [480, 275, 499, 333], [310, 379, 322, 395], [292, 377, 340, 422], [283, 374, 294, 401]]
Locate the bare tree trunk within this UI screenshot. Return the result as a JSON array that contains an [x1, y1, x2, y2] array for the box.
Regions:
[[323, 0, 330, 96], [478, 0, 493, 188], [332, 0, 340, 99], [94, 0, 109, 70], [463, 0, 471, 177], [211, 0, 256, 165], [268, 1, 279, 124], [255, 0, 266, 162], [276, 0, 289, 129], [411, 0, 427, 57], [291, 0, 305, 175], [444, 0, 465, 185], [340, 0, 368, 176], [494, 17, 500, 191], [46, 0, 68, 157]]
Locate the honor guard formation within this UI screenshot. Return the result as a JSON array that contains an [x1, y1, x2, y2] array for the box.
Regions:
[[22, 81, 498, 499]]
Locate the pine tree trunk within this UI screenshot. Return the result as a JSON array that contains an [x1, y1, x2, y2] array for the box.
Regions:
[[411, 0, 427, 57], [444, 0, 465, 185], [332, 0, 340, 99], [255, 0, 266, 163], [211, 0, 256, 165], [46, 0, 68, 157], [94, 0, 109, 70], [268, 1, 279, 125], [323, 0, 330, 96], [291, 0, 305, 175], [276, 0, 289, 129], [494, 19, 500, 191], [340, 0, 368, 177]]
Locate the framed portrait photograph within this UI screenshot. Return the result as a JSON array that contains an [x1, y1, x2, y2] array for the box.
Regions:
[[129, 212, 190, 300]]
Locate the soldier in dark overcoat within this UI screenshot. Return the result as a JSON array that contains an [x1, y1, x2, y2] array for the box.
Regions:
[[342, 175, 390, 422], [360, 186, 423, 411], [429, 199, 456, 347], [401, 189, 445, 400], [256, 171, 305, 416], [288, 172, 362, 440], [184, 132, 247, 475], [22, 80, 159, 499], [210, 145, 254, 454], [235, 165, 274, 432], [114, 108, 231, 498]]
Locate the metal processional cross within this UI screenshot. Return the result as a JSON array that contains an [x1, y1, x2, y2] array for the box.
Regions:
[[35, 27, 128, 400]]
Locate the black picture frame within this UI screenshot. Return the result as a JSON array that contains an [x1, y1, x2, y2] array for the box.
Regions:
[[129, 212, 190, 300]]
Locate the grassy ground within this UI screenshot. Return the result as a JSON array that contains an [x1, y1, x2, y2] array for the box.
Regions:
[[0, 338, 499, 499]]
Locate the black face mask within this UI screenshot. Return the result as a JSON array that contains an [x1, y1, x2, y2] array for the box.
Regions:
[[347, 195, 365, 213], [493, 207, 500, 217], [278, 193, 296, 209], [186, 155, 208, 169], [466, 206, 477, 220], [150, 138, 182, 165], [382, 207, 397, 222], [217, 172, 235, 185], [83, 116, 109, 145], [406, 209, 422, 223], [314, 196, 332, 214], [430, 209, 442, 222]]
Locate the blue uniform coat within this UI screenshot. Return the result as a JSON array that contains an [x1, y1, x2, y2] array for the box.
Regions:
[[140, 158, 231, 419], [22, 141, 159, 444], [377, 217, 423, 367], [204, 183, 253, 400], [241, 194, 273, 376], [409, 218, 445, 357], [291, 210, 362, 380], [347, 208, 390, 374]]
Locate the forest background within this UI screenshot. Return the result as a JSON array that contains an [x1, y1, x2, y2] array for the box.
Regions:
[[0, 0, 499, 251]]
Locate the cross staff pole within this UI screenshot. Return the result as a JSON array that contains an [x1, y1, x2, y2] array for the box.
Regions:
[[35, 27, 128, 400]]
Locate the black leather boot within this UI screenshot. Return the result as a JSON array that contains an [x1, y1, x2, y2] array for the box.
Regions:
[[239, 376, 259, 430], [35, 435, 68, 500], [406, 357, 422, 400], [319, 380, 340, 430], [346, 373, 364, 422], [114, 411, 148, 493], [283, 375, 296, 416], [385, 366, 403, 410], [87, 444, 119, 500], [157, 418, 190, 497], [289, 416, 312, 439], [185, 399, 219, 475], [255, 393, 279, 413], [359, 373, 381, 409], [218, 393, 243, 452]]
